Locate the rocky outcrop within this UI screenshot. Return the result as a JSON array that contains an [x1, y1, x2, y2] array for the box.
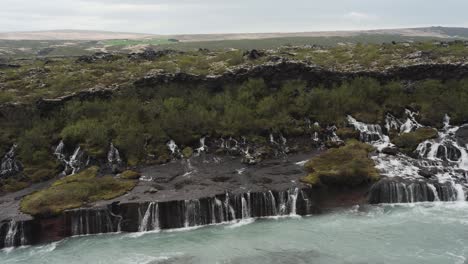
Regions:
[[0, 185, 368, 248], [128, 48, 182, 61], [36, 85, 118, 113], [135, 61, 468, 91], [76, 52, 116, 63]]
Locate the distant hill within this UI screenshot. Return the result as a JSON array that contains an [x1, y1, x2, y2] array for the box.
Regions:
[[1, 27, 467, 41], [0, 30, 157, 40]]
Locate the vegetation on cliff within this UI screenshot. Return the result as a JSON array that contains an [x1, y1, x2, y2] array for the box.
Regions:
[[302, 140, 379, 186], [392, 128, 439, 155], [1, 40, 468, 192], [2, 75, 468, 192], [20, 167, 136, 215]]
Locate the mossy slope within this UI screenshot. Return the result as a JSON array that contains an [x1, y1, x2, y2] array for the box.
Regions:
[[20, 166, 136, 216]]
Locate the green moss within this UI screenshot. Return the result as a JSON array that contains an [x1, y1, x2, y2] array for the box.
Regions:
[[182, 147, 194, 158], [302, 140, 379, 187], [20, 166, 136, 216], [336, 127, 360, 140], [27, 168, 58, 183], [1, 179, 30, 193], [393, 127, 438, 155], [120, 170, 141, 180]]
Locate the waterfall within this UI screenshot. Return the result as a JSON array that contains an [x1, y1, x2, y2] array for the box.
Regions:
[[326, 125, 342, 142], [241, 193, 251, 219], [139, 202, 159, 232], [195, 137, 207, 155], [268, 191, 278, 215], [0, 144, 23, 178], [4, 220, 18, 248], [454, 184, 466, 202], [167, 140, 179, 156], [69, 208, 116, 236], [369, 180, 464, 204], [107, 143, 122, 165], [288, 188, 299, 216], [427, 184, 440, 201], [269, 134, 276, 144], [54, 141, 88, 175], [347, 115, 386, 143], [385, 113, 403, 132], [400, 109, 423, 133]]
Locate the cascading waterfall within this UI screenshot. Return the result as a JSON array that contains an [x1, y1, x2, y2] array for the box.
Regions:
[[2, 220, 27, 248], [138, 202, 159, 232], [54, 141, 88, 175], [69, 208, 117, 236], [195, 137, 207, 156], [400, 109, 423, 133], [326, 125, 342, 142], [241, 193, 251, 219], [369, 180, 464, 204], [454, 184, 466, 202], [0, 144, 23, 178], [348, 113, 468, 204], [268, 191, 278, 215], [347, 115, 387, 143], [107, 143, 122, 165], [130, 188, 312, 232], [427, 183, 440, 201], [4, 220, 18, 248]]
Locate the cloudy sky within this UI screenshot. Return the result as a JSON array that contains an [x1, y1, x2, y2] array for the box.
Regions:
[[1, 0, 467, 34]]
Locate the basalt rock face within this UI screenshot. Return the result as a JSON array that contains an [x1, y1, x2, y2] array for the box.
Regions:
[[0, 186, 360, 248], [134, 61, 468, 92], [36, 86, 117, 113]]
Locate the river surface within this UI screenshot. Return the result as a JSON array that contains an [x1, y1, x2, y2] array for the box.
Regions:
[[1, 202, 467, 264]]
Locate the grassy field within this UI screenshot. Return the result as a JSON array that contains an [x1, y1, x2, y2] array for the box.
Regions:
[[0, 34, 456, 59]]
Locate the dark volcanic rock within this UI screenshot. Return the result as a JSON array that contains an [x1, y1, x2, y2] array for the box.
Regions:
[[128, 48, 180, 61], [382, 147, 399, 156], [76, 52, 115, 63], [455, 125, 468, 146], [244, 49, 265, 60]]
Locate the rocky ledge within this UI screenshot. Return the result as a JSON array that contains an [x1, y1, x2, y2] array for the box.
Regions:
[[0, 151, 370, 249]]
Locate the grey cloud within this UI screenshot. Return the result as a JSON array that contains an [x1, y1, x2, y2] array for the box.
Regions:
[[1, 0, 468, 34]]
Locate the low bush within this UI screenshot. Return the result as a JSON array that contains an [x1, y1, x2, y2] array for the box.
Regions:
[[302, 140, 379, 187]]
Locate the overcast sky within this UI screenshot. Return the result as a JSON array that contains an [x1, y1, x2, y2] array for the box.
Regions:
[[1, 0, 468, 34]]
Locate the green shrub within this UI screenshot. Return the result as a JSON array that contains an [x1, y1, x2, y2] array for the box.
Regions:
[[1, 179, 30, 193], [27, 168, 58, 183], [393, 128, 438, 155], [182, 147, 194, 158], [20, 166, 136, 216], [302, 140, 379, 187], [120, 170, 141, 180]]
